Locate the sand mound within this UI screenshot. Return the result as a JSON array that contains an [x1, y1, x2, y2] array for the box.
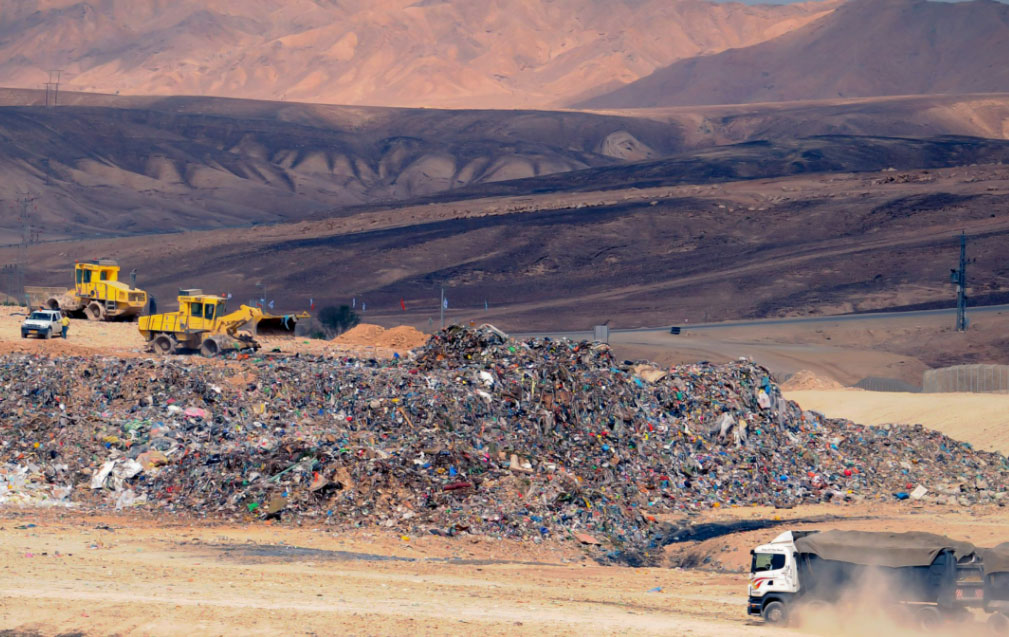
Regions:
[[333, 323, 429, 350], [781, 369, 844, 391]]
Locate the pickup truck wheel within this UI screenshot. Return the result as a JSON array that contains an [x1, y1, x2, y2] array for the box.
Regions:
[[988, 612, 1009, 633], [44, 328, 53, 340], [762, 600, 787, 625], [152, 334, 176, 355], [199, 339, 220, 358]]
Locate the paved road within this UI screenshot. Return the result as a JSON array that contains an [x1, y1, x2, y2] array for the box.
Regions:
[[516, 303, 1009, 340]]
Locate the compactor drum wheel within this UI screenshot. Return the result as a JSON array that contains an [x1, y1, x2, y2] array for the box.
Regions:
[[85, 301, 106, 321], [199, 339, 220, 358], [152, 334, 175, 355], [988, 612, 1009, 634], [917, 606, 942, 632], [762, 601, 788, 625]]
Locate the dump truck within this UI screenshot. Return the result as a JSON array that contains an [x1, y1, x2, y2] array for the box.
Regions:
[[747, 530, 983, 629], [983, 543, 1009, 631], [38, 260, 148, 321], [138, 289, 308, 356]]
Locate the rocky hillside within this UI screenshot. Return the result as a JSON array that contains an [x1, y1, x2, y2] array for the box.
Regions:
[[581, 0, 1009, 108], [0, 0, 836, 108]]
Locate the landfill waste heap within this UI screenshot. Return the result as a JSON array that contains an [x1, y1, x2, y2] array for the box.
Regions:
[[1, 325, 1007, 564]]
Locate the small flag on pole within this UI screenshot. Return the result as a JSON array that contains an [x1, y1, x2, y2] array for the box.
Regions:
[[400, 298, 406, 311], [309, 297, 315, 310], [442, 297, 448, 310], [352, 297, 356, 309]]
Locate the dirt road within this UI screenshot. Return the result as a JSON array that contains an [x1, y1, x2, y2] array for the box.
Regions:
[[0, 510, 775, 637], [3, 505, 1008, 636]]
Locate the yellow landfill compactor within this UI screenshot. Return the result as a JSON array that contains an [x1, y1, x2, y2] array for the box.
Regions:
[[138, 289, 309, 356], [46, 260, 148, 320]]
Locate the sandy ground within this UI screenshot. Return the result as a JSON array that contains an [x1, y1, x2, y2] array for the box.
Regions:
[[0, 309, 408, 359], [609, 307, 1009, 386], [785, 389, 1009, 455], [2, 504, 1007, 636]]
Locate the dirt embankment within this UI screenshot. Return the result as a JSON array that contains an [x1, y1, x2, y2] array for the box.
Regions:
[[333, 323, 430, 350]]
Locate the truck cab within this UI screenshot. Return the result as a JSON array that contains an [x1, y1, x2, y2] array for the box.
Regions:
[[748, 530, 805, 622]]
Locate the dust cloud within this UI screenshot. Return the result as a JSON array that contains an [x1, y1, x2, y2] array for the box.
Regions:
[[790, 568, 997, 637]]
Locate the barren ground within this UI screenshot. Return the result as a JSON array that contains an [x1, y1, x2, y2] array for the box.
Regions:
[[2, 503, 1007, 636], [0, 309, 404, 360]]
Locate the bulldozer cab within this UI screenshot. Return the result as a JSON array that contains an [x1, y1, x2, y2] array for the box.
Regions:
[[177, 290, 226, 332], [75, 260, 119, 293]]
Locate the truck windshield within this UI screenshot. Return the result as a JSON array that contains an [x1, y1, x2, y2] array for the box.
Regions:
[[28, 312, 49, 320], [752, 553, 786, 573]]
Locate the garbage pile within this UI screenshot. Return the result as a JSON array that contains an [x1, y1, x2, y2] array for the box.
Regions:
[[0, 325, 1007, 560]]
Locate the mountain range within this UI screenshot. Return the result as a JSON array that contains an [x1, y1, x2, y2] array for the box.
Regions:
[[582, 0, 1009, 108], [0, 0, 836, 108]]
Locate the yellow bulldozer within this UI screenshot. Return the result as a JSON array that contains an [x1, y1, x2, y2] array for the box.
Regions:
[[138, 289, 309, 356], [35, 260, 148, 321]]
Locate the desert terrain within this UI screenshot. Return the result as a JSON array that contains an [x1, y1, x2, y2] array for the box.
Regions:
[[3, 0, 1009, 635], [6, 139, 1009, 337], [581, 0, 1009, 108], [0, 0, 837, 109], [3, 503, 1008, 636]]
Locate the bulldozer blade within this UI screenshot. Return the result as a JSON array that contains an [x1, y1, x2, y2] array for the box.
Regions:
[[250, 312, 309, 336]]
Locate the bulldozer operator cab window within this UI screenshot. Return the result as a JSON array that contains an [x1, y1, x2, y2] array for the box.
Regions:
[[751, 553, 786, 573], [204, 303, 216, 320], [81, 270, 92, 284], [191, 302, 204, 318], [100, 271, 108, 281]]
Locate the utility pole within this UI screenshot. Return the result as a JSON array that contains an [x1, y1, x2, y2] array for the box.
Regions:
[[44, 70, 62, 107], [950, 231, 968, 332], [16, 194, 36, 307]]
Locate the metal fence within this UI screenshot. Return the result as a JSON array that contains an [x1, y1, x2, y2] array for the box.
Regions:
[[852, 377, 922, 393], [922, 364, 1009, 394]]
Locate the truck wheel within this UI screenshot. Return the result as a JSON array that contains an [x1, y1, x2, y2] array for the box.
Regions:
[[199, 339, 220, 358], [152, 335, 176, 355], [44, 328, 52, 340], [988, 612, 1009, 633], [85, 302, 105, 321], [762, 600, 788, 625], [917, 606, 942, 631]]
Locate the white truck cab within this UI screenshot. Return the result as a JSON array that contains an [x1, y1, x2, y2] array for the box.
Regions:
[[747, 530, 808, 623]]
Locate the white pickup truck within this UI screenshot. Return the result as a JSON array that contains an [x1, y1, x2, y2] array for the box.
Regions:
[[21, 309, 63, 339]]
